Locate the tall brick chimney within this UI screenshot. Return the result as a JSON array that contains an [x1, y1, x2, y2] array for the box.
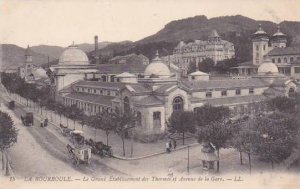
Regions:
[[94, 35, 99, 66]]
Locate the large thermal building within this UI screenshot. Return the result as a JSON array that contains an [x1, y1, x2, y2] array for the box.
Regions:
[[51, 43, 298, 134]]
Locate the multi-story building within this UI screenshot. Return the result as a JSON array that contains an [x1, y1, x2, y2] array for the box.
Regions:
[[173, 30, 235, 76]]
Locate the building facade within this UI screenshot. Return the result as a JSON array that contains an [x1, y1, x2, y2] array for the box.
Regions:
[[173, 30, 235, 76]]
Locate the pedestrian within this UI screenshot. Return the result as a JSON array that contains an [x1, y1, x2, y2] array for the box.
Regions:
[[166, 142, 170, 153], [40, 118, 43, 127], [169, 140, 172, 149], [172, 139, 177, 149]]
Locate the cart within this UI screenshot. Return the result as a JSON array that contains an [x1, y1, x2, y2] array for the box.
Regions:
[[70, 130, 85, 145], [67, 144, 91, 166], [85, 139, 113, 157], [21, 112, 34, 126]]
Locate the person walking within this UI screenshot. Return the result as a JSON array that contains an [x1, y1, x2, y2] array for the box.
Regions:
[[166, 141, 170, 153]]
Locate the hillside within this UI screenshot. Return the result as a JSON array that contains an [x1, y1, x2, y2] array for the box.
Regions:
[[137, 15, 300, 44], [2, 15, 300, 69], [0, 44, 56, 70], [31, 41, 112, 59], [88, 15, 300, 64]]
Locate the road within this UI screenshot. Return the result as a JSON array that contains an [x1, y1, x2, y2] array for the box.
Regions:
[[0, 89, 125, 178]]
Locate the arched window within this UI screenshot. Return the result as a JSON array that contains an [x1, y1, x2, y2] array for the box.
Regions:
[[173, 96, 184, 112], [278, 58, 281, 63], [284, 57, 287, 63], [124, 97, 130, 112]]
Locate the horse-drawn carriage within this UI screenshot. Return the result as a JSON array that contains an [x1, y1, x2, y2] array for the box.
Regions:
[[60, 124, 73, 136], [21, 112, 34, 126], [67, 144, 91, 165], [85, 139, 113, 157]]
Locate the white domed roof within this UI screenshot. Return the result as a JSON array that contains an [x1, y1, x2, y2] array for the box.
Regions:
[[258, 60, 279, 75], [32, 68, 48, 78], [58, 45, 89, 65], [144, 51, 171, 77]]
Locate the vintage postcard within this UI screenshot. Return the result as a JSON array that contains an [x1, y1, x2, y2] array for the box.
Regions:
[[0, 0, 300, 188]]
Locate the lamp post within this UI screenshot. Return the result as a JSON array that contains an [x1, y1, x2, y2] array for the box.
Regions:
[[262, 133, 274, 170]]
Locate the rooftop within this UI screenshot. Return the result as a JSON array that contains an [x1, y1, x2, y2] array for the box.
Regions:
[[65, 93, 115, 107], [191, 95, 266, 106], [268, 46, 300, 56], [181, 78, 269, 91]]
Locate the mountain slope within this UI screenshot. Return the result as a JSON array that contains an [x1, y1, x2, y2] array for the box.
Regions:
[[0, 44, 56, 70], [137, 15, 300, 44]]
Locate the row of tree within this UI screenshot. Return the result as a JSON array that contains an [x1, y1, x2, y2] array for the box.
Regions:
[[1, 73, 138, 156], [168, 95, 300, 173], [187, 57, 238, 74]]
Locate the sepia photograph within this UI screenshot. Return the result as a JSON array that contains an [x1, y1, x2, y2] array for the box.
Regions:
[[0, 0, 300, 188]]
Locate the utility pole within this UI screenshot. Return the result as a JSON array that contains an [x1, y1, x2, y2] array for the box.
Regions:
[[187, 145, 190, 174]]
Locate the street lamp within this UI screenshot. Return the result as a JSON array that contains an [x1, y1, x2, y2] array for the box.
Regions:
[[262, 133, 274, 169]]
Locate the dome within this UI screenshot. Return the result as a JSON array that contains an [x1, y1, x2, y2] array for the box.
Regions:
[[258, 60, 279, 75], [58, 45, 89, 65], [273, 26, 286, 37], [253, 24, 268, 36], [144, 51, 171, 77], [32, 68, 48, 79]]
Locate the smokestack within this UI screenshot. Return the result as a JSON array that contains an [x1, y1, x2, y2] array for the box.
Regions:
[[94, 35, 99, 66]]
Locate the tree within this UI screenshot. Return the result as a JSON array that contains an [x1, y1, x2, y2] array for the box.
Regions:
[[113, 108, 137, 156], [187, 61, 197, 74], [0, 111, 18, 170], [197, 119, 235, 172], [231, 118, 258, 174], [194, 104, 230, 127], [252, 112, 298, 169], [266, 96, 297, 113], [99, 110, 115, 145], [215, 58, 238, 74], [198, 58, 214, 73], [67, 104, 84, 129], [167, 111, 196, 145]]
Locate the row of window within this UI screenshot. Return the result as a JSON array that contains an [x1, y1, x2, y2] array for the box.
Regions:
[[64, 97, 113, 114], [272, 56, 300, 63], [76, 87, 118, 96], [205, 88, 254, 98]]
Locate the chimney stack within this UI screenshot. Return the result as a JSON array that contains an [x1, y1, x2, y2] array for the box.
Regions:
[[94, 35, 99, 66]]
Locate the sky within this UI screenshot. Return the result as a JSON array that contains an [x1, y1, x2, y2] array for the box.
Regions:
[[0, 0, 300, 48]]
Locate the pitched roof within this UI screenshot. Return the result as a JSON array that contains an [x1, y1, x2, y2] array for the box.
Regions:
[[191, 95, 266, 106], [154, 83, 179, 94], [134, 95, 164, 106], [73, 80, 126, 90], [268, 47, 300, 56], [189, 71, 209, 76], [65, 93, 114, 107], [181, 78, 269, 91]]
